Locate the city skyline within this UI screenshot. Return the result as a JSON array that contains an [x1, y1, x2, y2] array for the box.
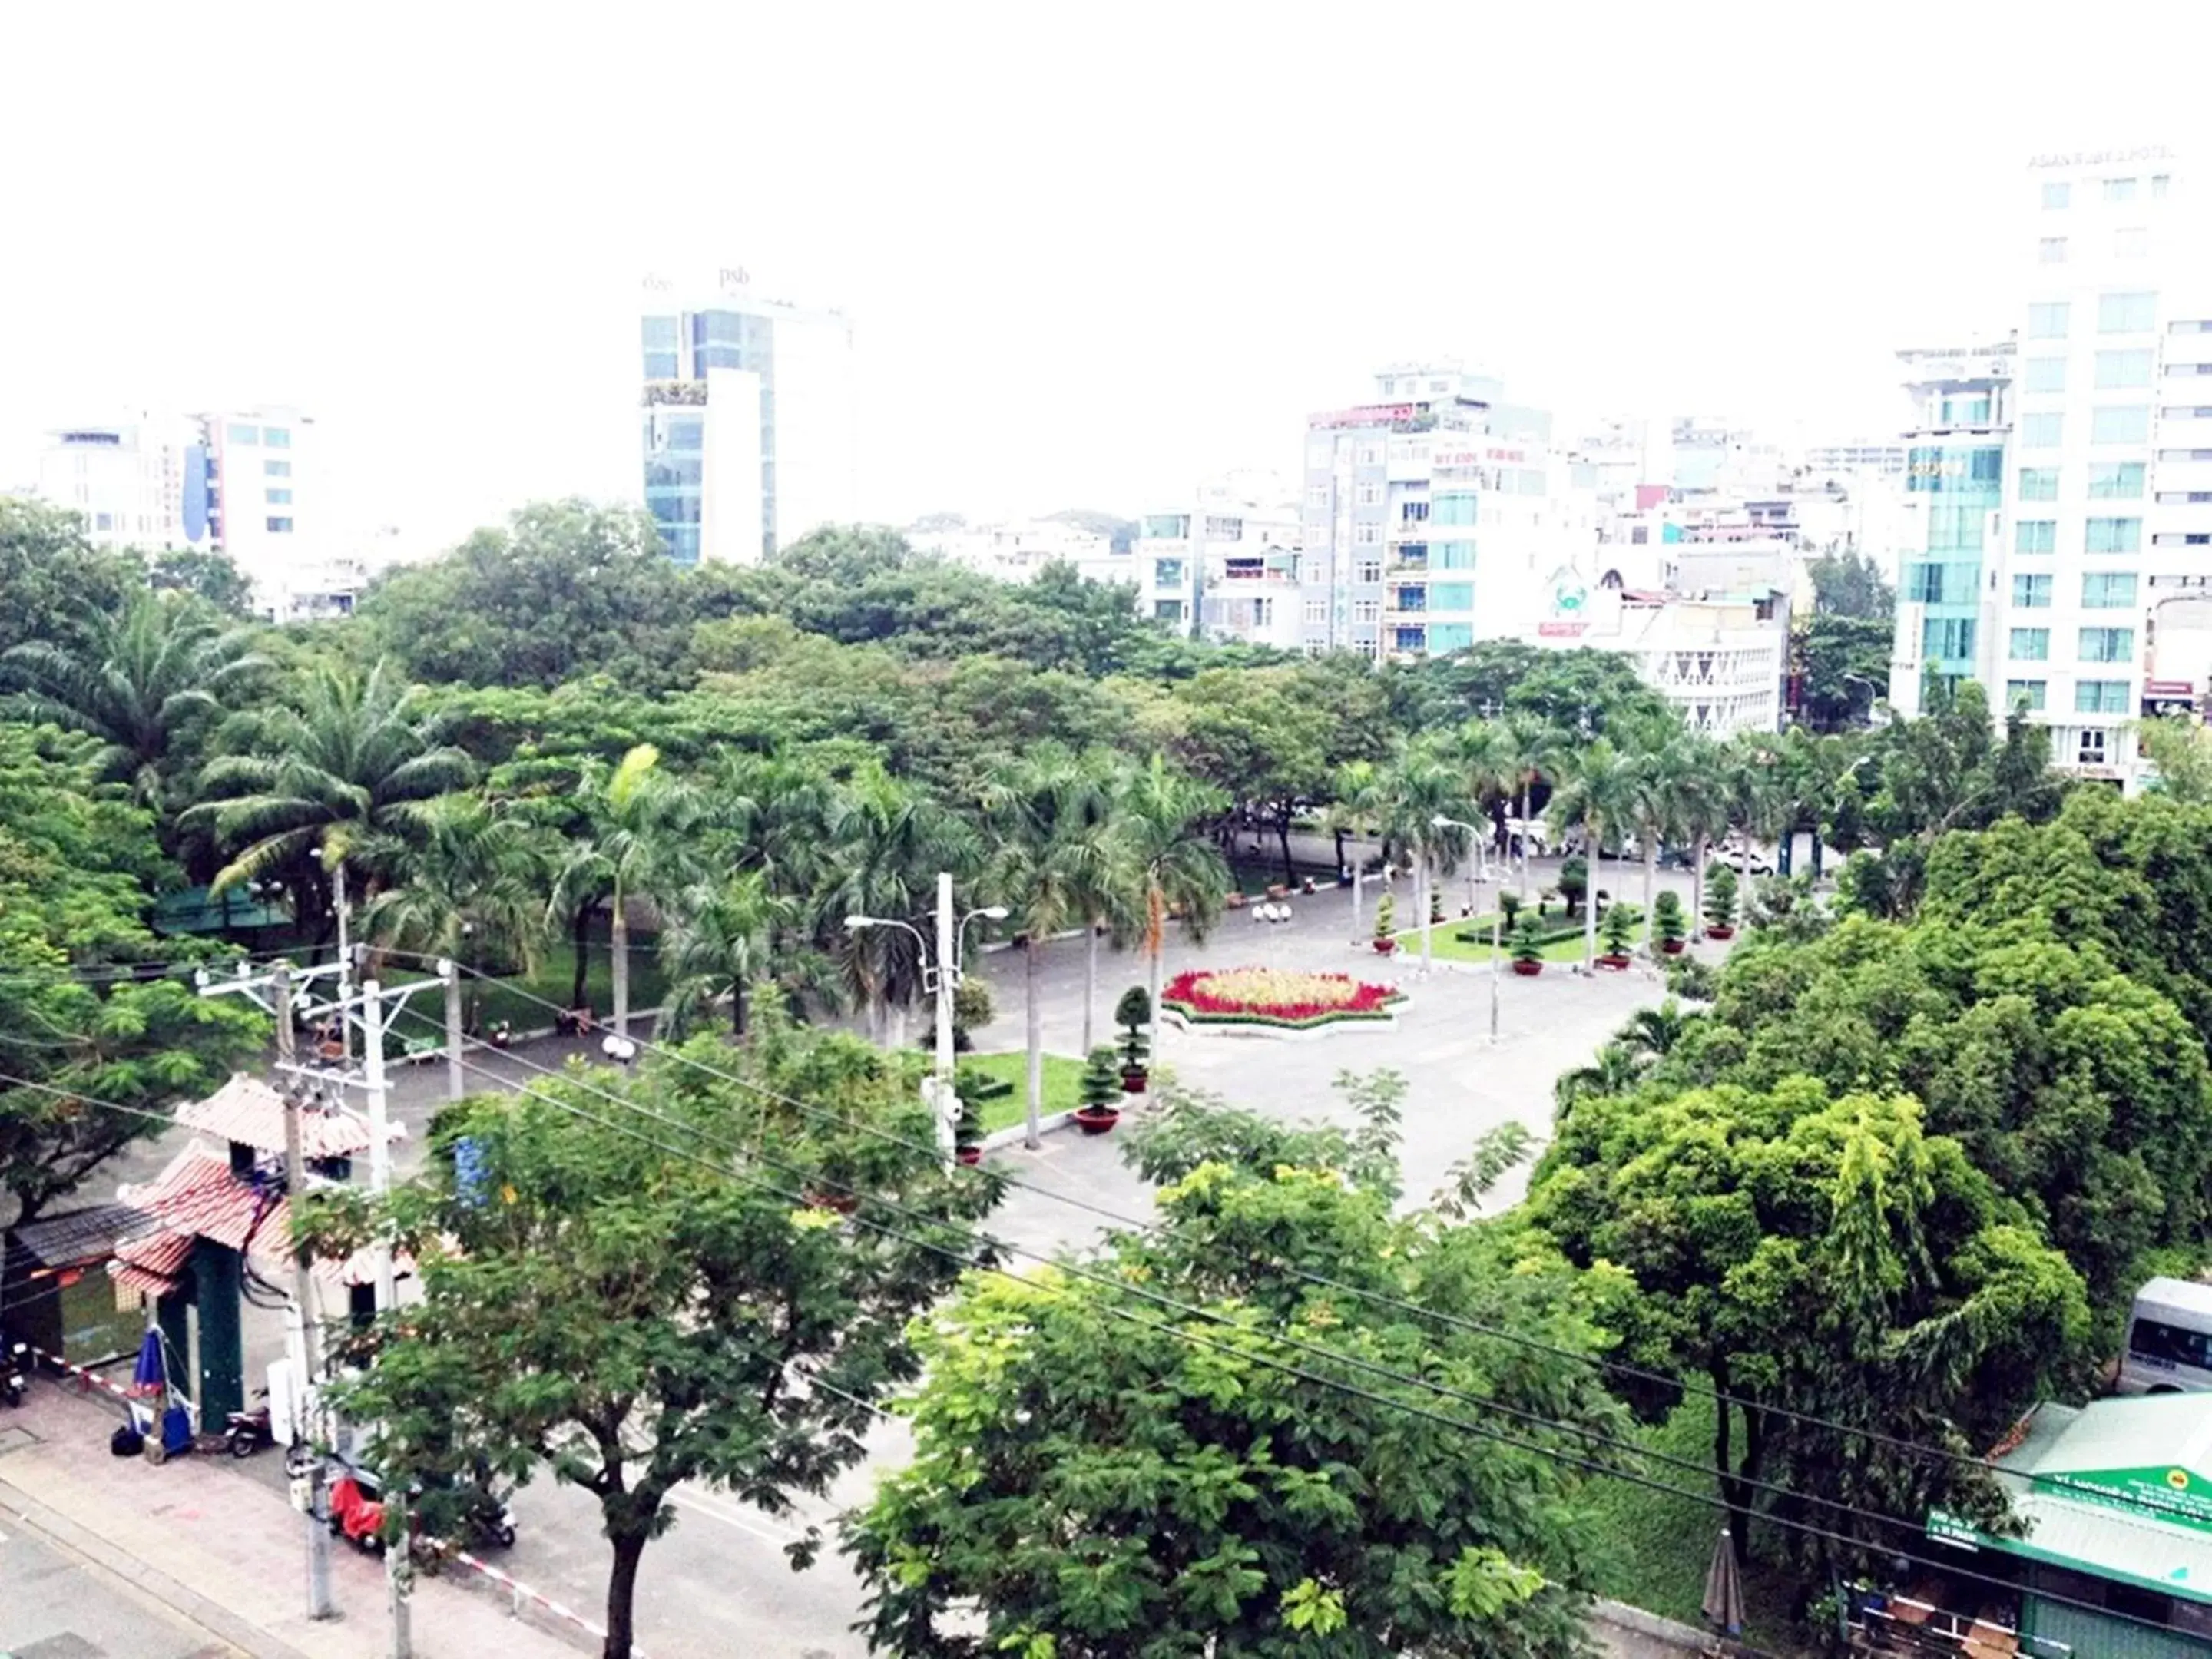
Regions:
[[4, 5, 2209, 554]]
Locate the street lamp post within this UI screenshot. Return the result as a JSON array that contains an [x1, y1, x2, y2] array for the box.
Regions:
[[847, 876, 1008, 1161], [1433, 815, 1501, 1042]]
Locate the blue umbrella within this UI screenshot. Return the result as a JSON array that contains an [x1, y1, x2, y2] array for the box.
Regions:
[[128, 1328, 165, 1399]]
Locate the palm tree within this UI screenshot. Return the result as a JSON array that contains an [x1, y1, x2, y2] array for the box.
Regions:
[[546, 744, 706, 1038], [189, 659, 475, 942], [714, 750, 837, 899], [2, 590, 265, 816], [1618, 998, 1694, 1063], [1114, 754, 1229, 1049], [1546, 737, 1637, 969], [1453, 718, 1514, 904], [1669, 735, 1731, 942], [1555, 1041, 1644, 1114], [982, 749, 1121, 1149], [1063, 758, 1144, 1058], [1369, 737, 1475, 970], [1614, 718, 1689, 955], [1495, 710, 1567, 901], [824, 763, 979, 1046], [657, 871, 793, 1038]]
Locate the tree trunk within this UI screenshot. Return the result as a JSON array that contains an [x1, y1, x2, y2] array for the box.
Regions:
[[604, 1529, 649, 1659], [571, 902, 593, 1012], [1082, 924, 1098, 1056], [1147, 929, 1166, 1064], [1333, 824, 1346, 873], [1518, 782, 1532, 898], [611, 889, 631, 1038], [1417, 855, 1433, 970], [1642, 836, 1658, 957], [1692, 836, 1708, 942], [1584, 816, 1601, 969], [1024, 939, 1045, 1149], [1277, 804, 1296, 884], [731, 979, 746, 1038]]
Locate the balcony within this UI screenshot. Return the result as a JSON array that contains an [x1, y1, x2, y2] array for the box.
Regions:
[[642, 379, 709, 407]]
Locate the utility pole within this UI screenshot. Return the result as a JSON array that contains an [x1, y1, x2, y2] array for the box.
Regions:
[[359, 977, 409, 1659], [275, 965, 337, 1621], [932, 873, 957, 1161]]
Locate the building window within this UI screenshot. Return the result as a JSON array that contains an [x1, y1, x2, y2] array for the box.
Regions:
[[2095, 349, 2154, 389], [2099, 291, 2158, 333], [266, 488, 292, 504], [2081, 572, 2138, 608], [1141, 515, 1190, 540], [2015, 520, 2058, 554], [2088, 461, 2147, 498], [1922, 617, 1975, 661], [263, 459, 290, 477], [2005, 680, 2048, 711], [2038, 237, 2069, 264], [2086, 516, 2143, 553], [2105, 177, 2139, 203], [2157, 492, 2212, 505], [1153, 600, 1184, 623], [2078, 727, 2108, 766], [1354, 637, 1379, 660], [2012, 574, 2054, 608], [1303, 600, 1327, 625], [2020, 413, 2064, 448], [1431, 491, 1479, 527], [643, 351, 680, 379], [2078, 626, 2135, 662], [2018, 467, 2060, 501], [1151, 558, 1185, 588], [1355, 558, 1383, 584], [1906, 564, 1945, 603], [2075, 680, 2131, 714], [1353, 523, 1382, 547], [2161, 449, 2212, 462], [2153, 175, 2171, 197], [1354, 444, 1382, 466], [2027, 302, 2071, 339], [1400, 501, 1430, 524], [1352, 599, 1380, 624], [2010, 627, 2051, 661], [1433, 541, 1475, 570], [226, 422, 257, 445], [1429, 581, 1475, 611], [2025, 356, 2068, 393], [2091, 406, 2151, 444], [1354, 482, 1381, 506], [266, 516, 293, 533], [2117, 227, 2151, 260], [1306, 484, 1328, 506], [2041, 182, 2071, 210], [262, 427, 290, 449], [2154, 533, 2212, 547]]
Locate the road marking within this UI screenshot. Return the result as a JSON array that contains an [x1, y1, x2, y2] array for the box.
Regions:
[[667, 1486, 800, 1547]]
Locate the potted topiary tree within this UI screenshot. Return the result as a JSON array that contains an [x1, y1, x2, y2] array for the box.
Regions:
[[1557, 856, 1588, 919], [1074, 1046, 1124, 1134], [950, 977, 994, 1054], [954, 1093, 985, 1166], [1654, 889, 1687, 955], [1373, 892, 1397, 954], [1704, 864, 1739, 940], [1510, 914, 1546, 976], [1598, 900, 1634, 969], [1498, 889, 1523, 932], [1114, 986, 1151, 1092]]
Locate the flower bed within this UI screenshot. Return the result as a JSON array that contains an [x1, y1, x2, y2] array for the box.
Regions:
[[1162, 967, 1405, 1030]]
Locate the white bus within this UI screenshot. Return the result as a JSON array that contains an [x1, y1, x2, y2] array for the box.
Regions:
[[2117, 1277, 2212, 1394]]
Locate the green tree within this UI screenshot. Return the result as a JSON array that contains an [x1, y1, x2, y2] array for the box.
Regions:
[[2135, 715, 2212, 803], [1149, 667, 1331, 882], [306, 1026, 1002, 1659], [1793, 614, 1891, 732], [0, 724, 265, 1223], [657, 870, 795, 1038], [1112, 754, 1228, 1052], [190, 659, 477, 939], [147, 548, 257, 617], [1804, 548, 1895, 621], [2, 589, 266, 816], [848, 1088, 1630, 1657], [1548, 736, 1637, 969], [824, 761, 979, 1045], [1703, 862, 1738, 934], [0, 499, 141, 658], [1529, 1076, 2088, 1573]]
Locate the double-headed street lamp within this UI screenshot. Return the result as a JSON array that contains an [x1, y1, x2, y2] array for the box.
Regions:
[[846, 873, 1008, 1159], [1432, 815, 1502, 1041]]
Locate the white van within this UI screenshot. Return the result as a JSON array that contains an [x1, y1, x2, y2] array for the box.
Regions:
[[2117, 1277, 2212, 1394]]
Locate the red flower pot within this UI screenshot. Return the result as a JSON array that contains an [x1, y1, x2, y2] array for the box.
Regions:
[[1073, 1106, 1121, 1135], [955, 1145, 983, 1167], [1373, 939, 1396, 955], [1598, 954, 1631, 970], [1661, 939, 1686, 955], [1512, 959, 1543, 976], [1120, 1070, 1147, 1094], [1706, 925, 1736, 940]]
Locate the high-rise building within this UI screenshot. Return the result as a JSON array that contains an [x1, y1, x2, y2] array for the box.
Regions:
[[33, 412, 199, 552], [1297, 362, 1581, 661], [638, 268, 857, 565], [1982, 147, 2212, 785], [1136, 474, 1303, 649]]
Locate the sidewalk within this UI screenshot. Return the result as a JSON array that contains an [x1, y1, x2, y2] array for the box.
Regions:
[[0, 1382, 591, 1659]]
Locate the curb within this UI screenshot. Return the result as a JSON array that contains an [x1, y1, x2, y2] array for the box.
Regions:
[[979, 1109, 1075, 1151], [1157, 1001, 1409, 1041], [1590, 1597, 1772, 1656], [0, 1471, 315, 1659]]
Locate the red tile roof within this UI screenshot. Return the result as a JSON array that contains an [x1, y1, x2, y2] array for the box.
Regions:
[[176, 1074, 379, 1158]]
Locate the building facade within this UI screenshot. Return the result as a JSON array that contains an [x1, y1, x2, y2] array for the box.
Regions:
[[1137, 474, 1302, 649], [33, 412, 199, 552], [1298, 363, 1580, 661], [638, 268, 857, 565]]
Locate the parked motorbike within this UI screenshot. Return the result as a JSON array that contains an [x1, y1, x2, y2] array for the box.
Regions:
[[225, 1390, 273, 1459], [2, 1338, 27, 1408], [326, 1462, 517, 1552], [327, 1471, 388, 1551]]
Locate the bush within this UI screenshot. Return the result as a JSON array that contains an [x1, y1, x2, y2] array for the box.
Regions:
[[951, 977, 995, 1052], [1601, 902, 1635, 958], [1078, 1047, 1122, 1111], [1558, 856, 1588, 917], [1652, 889, 1687, 947], [1510, 914, 1545, 965], [953, 1065, 1014, 1103], [1114, 985, 1151, 1068], [1663, 955, 1720, 1002], [1374, 892, 1396, 942], [1498, 889, 1523, 929], [1704, 864, 1738, 932]]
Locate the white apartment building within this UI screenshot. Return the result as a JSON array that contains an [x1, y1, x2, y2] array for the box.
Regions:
[[33, 413, 200, 551], [1522, 578, 1786, 736], [1985, 147, 2212, 786], [1299, 362, 1591, 661], [639, 267, 858, 565], [908, 518, 1117, 583], [1137, 474, 1302, 650]]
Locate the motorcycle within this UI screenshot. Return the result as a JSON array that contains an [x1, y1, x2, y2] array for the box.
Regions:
[[326, 1462, 517, 1552], [2, 1338, 27, 1408], [226, 1390, 273, 1459]]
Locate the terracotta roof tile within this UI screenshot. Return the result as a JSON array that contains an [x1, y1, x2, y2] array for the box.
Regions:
[[176, 1074, 378, 1158]]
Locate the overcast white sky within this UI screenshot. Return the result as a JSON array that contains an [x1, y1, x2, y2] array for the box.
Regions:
[[4, 2, 2209, 551]]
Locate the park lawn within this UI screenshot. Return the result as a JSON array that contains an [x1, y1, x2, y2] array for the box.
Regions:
[[959, 1050, 1086, 1133], [1583, 1394, 1802, 1649], [375, 930, 672, 1056], [1394, 926, 1594, 965]]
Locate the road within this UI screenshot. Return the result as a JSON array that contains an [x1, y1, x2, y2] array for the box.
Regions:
[[81, 855, 1718, 1657], [0, 1502, 243, 1657]]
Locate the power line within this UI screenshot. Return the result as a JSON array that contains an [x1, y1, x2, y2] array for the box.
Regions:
[[403, 1035, 2193, 1648], [411, 1022, 2016, 1564], [389, 949, 2008, 1485]]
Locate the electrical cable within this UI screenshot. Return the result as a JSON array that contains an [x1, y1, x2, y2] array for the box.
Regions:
[[389, 949, 2012, 1485], [408, 1034, 2197, 1648]]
